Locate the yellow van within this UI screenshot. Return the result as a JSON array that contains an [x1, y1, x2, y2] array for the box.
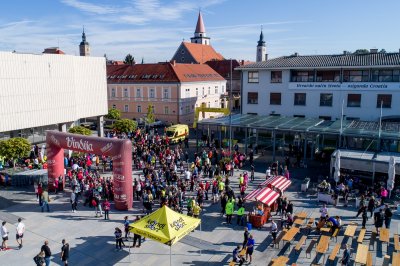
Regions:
[[165, 124, 189, 144]]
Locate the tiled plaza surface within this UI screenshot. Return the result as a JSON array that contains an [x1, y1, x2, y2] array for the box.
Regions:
[[0, 158, 399, 265]]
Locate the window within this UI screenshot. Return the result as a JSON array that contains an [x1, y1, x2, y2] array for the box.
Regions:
[[137, 105, 141, 113], [149, 88, 155, 98], [164, 106, 169, 114], [123, 88, 129, 98], [247, 92, 258, 104], [294, 93, 306, 106], [215, 86, 218, 94], [372, 69, 400, 82], [343, 70, 369, 82], [202, 87, 204, 96], [248, 71, 259, 83], [319, 116, 331, 121], [320, 93, 333, 106], [163, 88, 169, 99], [316, 70, 340, 82], [185, 105, 190, 114], [136, 88, 141, 98], [222, 85, 225, 93], [270, 93, 281, 105], [377, 94, 392, 108], [291, 71, 314, 82], [181, 57, 185, 61], [124, 105, 129, 112], [111, 88, 116, 98], [271, 71, 282, 83], [112, 104, 116, 109], [196, 88, 198, 97], [208, 87, 211, 95], [185, 88, 190, 98], [347, 94, 361, 107]]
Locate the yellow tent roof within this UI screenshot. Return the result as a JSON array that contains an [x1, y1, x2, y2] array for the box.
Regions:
[[128, 205, 201, 246]]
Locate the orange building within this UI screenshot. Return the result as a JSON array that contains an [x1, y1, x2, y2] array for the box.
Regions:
[[107, 62, 227, 125]]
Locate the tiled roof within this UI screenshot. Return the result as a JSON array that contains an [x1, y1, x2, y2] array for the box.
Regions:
[[107, 63, 225, 83], [238, 52, 400, 69], [182, 42, 224, 64], [205, 59, 241, 79]]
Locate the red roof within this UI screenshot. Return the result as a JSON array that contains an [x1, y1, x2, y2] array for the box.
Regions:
[[107, 63, 225, 83], [195, 12, 206, 33], [42, 47, 65, 55], [182, 42, 224, 64], [205, 59, 241, 79]]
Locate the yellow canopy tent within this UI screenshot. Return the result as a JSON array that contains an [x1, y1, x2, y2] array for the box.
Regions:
[[129, 205, 201, 265], [129, 205, 200, 245]]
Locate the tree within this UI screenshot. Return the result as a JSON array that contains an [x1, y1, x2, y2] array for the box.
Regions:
[[0, 137, 31, 165], [105, 108, 121, 120], [145, 105, 155, 125], [353, 49, 369, 55], [124, 54, 135, 65], [113, 119, 137, 133], [68, 126, 91, 136]]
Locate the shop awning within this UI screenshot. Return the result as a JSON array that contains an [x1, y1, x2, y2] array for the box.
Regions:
[[269, 176, 292, 192], [255, 188, 280, 206], [244, 187, 263, 201], [260, 175, 281, 186]]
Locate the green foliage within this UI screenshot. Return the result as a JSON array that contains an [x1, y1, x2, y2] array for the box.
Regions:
[[0, 137, 31, 161], [113, 119, 137, 133], [353, 49, 369, 54], [145, 105, 155, 124], [68, 126, 92, 136], [105, 108, 121, 120], [124, 54, 135, 65]]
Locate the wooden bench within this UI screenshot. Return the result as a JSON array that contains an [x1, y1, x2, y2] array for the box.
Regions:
[[332, 228, 340, 242], [369, 231, 377, 250], [357, 228, 366, 244], [306, 239, 317, 258], [394, 234, 400, 253], [274, 230, 287, 248], [327, 243, 340, 264], [306, 218, 315, 233], [271, 256, 289, 266], [294, 235, 307, 254], [366, 252, 373, 266], [229, 261, 235, 266]]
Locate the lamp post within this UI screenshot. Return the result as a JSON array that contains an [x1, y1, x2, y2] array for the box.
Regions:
[[229, 58, 233, 158]]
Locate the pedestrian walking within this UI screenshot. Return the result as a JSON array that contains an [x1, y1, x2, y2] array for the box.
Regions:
[[225, 200, 234, 224], [103, 199, 111, 220], [131, 216, 141, 248], [270, 220, 278, 247], [60, 239, 69, 266], [41, 190, 50, 212], [245, 234, 255, 263], [242, 227, 249, 249], [70, 192, 77, 213], [361, 209, 368, 229], [384, 205, 392, 229], [123, 216, 130, 240], [41, 240, 52, 266], [340, 244, 351, 265], [114, 227, 124, 251], [1, 221, 8, 250], [375, 209, 384, 234], [16, 218, 25, 249]]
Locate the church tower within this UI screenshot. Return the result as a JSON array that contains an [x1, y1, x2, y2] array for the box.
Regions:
[[190, 11, 210, 45], [256, 28, 267, 62], [79, 27, 90, 56]]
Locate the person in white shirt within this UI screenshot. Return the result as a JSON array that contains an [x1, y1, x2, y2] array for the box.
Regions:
[[270, 220, 278, 246], [1, 221, 8, 250], [319, 204, 328, 219], [16, 218, 25, 249], [266, 167, 271, 178]]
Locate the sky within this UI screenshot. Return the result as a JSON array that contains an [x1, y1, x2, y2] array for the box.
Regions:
[[1, 0, 400, 62]]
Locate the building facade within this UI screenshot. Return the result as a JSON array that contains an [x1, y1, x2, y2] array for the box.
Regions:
[[107, 62, 227, 125], [0, 51, 107, 140], [239, 50, 400, 121]]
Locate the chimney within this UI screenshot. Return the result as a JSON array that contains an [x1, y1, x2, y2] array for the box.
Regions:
[[241, 60, 244, 65], [170, 60, 176, 66], [293, 52, 299, 57], [370, 48, 378, 54], [265, 53, 268, 60]]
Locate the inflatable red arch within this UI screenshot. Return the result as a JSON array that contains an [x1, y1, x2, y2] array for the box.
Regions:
[[46, 131, 132, 210]]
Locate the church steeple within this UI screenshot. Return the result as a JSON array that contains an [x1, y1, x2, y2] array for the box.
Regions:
[[79, 27, 90, 56], [256, 26, 267, 62], [190, 11, 210, 45]]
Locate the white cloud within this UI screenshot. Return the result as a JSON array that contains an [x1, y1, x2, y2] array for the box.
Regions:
[[60, 0, 118, 15]]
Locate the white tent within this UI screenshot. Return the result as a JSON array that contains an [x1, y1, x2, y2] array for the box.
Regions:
[[334, 150, 341, 183]]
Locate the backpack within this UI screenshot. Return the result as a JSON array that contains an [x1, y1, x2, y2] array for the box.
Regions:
[[33, 255, 44, 266], [91, 199, 97, 207]]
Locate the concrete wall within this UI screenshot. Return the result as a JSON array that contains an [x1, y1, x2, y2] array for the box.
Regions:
[[0, 52, 108, 132]]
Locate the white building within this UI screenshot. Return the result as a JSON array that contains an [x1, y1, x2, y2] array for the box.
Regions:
[[239, 50, 400, 121], [0, 51, 108, 140]]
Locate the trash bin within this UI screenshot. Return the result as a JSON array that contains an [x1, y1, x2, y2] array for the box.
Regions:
[[247, 223, 252, 231]]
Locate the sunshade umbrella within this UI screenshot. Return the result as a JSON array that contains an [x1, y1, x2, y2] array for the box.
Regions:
[[387, 156, 396, 197], [334, 150, 341, 183], [129, 205, 201, 265]]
